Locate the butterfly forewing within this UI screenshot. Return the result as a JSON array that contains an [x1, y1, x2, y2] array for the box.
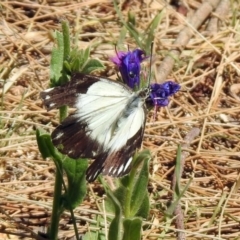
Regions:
[[41, 73, 147, 182], [40, 73, 100, 110]]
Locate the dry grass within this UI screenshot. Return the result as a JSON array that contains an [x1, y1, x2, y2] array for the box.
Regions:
[[1, 0, 240, 239]]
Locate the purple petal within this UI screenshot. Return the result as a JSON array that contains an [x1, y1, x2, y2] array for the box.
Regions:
[[149, 81, 180, 106], [110, 51, 126, 65], [110, 49, 146, 89]]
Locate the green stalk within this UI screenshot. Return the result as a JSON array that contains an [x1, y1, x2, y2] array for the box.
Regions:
[[48, 164, 63, 240], [59, 105, 68, 123], [48, 105, 67, 239]]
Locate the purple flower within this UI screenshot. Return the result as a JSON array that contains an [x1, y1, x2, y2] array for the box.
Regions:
[[149, 81, 181, 106], [110, 49, 146, 89]]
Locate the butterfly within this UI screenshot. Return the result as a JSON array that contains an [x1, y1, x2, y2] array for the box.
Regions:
[[40, 73, 148, 182]]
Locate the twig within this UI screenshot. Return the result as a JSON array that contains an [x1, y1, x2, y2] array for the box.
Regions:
[[156, 0, 221, 83], [206, 0, 230, 33], [171, 128, 200, 240], [171, 127, 200, 192]]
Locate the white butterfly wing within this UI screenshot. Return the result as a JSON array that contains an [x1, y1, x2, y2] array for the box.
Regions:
[[41, 73, 147, 182]]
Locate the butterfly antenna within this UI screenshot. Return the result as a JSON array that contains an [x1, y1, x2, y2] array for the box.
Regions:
[[115, 44, 120, 59], [147, 42, 154, 88]]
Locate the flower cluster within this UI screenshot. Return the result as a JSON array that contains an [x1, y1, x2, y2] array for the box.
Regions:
[[111, 49, 180, 106], [110, 49, 146, 89], [149, 81, 181, 107]]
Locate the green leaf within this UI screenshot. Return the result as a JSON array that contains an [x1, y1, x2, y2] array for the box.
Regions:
[[62, 21, 71, 61], [63, 60, 71, 73], [62, 157, 88, 209], [50, 31, 64, 87], [59, 21, 71, 85], [59, 105, 68, 122], [174, 145, 182, 197], [36, 128, 53, 158], [49, 21, 71, 87], [127, 11, 136, 27], [108, 151, 151, 219], [165, 145, 192, 217], [49, 21, 104, 86], [67, 48, 84, 73], [70, 57, 82, 73], [122, 218, 142, 240], [82, 59, 105, 74], [125, 13, 143, 48], [65, 47, 104, 74], [104, 186, 124, 219], [99, 154, 150, 240], [113, 0, 163, 53], [36, 128, 63, 163], [143, 11, 164, 54], [82, 47, 90, 64], [113, 0, 143, 49], [128, 151, 151, 217], [107, 190, 123, 240], [117, 27, 128, 46], [134, 191, 150, 219], [82, 211, 107, 240], [36, 128, 88, 210], [83, 231, 105, 240], [119, 174, 130, 188]]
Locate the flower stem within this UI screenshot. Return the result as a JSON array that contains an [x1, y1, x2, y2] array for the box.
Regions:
[[48, 105, 67, 239], [48, 163, 63, 240]]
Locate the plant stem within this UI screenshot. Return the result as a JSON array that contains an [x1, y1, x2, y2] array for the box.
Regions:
[[48, 105, 67, 239], [48, 163, 63, 240], [59, 105, 68, 123]]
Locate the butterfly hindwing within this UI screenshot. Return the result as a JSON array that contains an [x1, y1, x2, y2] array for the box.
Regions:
[[102, 124, 145, 176], [87, 102, 146, 181], [51, 114, 103, 159]]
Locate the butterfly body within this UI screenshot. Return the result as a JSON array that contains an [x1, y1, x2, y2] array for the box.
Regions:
[[41, 73, 147, 182]]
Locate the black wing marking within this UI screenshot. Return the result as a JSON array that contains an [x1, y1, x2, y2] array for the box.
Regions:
[[103, 113, 146, 177], [86, 125, 145, 182], [40, 73, 102, 111], [51, 114, 103, 159]]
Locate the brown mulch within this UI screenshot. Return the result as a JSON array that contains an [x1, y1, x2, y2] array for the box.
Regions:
[[1, 0, 240, 239]]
